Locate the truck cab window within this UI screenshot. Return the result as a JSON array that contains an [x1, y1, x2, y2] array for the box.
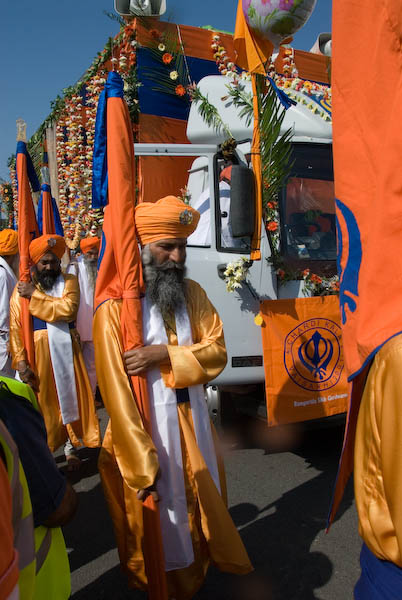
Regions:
[[282, 177, 336, 260]]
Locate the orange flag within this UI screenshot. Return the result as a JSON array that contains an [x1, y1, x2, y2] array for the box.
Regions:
[[234, 1, 274, 260], [93, 71, 168, 600], [233, 1, 274, 75], [16, 142, 40, 369], [41, 185, 56, 235], [329, 0, 402, 525]]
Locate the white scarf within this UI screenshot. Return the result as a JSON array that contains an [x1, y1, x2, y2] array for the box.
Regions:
[[142, 296, 220, 571], [46, 276, 79, 424]]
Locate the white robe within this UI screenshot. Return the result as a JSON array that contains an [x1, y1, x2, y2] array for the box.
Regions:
[[68, 258, 96, 395], [0, 257, 17, 377]]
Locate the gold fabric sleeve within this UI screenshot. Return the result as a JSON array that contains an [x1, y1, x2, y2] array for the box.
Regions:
[[93, 299, 159, 491], [161, 280, 227, 389], [9, 287, 27, 368], [29, 274, 79, 323], [354, 334, 402, 566]]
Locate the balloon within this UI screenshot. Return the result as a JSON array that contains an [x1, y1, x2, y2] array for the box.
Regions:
[[242, 0, 317, 48]]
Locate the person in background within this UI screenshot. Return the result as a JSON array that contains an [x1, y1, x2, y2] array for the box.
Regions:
[[0, 230, 19, 378], [0, 375, 77, 598], [68, 237, 100, 401], [9, 234, 100, 469]]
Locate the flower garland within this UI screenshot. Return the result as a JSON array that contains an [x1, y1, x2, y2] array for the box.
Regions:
[[268, 48, 331, 122], [9, 164, 17, 228], [210, 33, 250, 85], [52, 24, 137, 247], [0, 182, 13, 227]]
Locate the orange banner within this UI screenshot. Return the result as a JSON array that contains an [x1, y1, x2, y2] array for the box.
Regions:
[[261, 296, 349, 427], [332, 1, 402, 379]]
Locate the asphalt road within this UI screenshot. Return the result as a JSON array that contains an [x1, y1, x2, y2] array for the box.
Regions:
[[59, 408, 361, 600]]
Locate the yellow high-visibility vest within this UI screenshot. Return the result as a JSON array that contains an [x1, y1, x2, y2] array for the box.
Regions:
[[0, 377, 71, 599]]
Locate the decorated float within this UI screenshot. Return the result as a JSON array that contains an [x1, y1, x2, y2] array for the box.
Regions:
[[6, 2, 348, 427]]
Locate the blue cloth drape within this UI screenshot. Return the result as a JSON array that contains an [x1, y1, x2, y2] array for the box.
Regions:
[[267, 76, 297, 110], [15, 141, 40, 192], [91, 71, 124, 209], [37, 184, 64, 236]]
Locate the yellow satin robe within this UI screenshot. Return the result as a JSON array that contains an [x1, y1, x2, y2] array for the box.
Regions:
[[354, 333, 402, 566], [94, 279, 252, 599], [9, 274, 100, 452]]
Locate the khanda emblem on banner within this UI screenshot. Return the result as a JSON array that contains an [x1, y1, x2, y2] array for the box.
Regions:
[[335, 198, 362, 325], [284, 317, 344, 392], [298, 330, 333, 380]]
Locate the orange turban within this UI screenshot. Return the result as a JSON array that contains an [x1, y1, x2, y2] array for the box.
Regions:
[[80, 237, 100, 254], [0, 229, 18, 256], [135, 196, 200, 246], [29, 235, 66, 264]]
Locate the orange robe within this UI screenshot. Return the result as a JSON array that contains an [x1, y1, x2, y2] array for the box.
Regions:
[[354, 333, 402, 565], [9, 274, 100, 452], [94, 279, 252, 599]]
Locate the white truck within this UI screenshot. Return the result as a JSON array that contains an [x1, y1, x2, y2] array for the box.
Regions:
[[135, 74, 336, 426]]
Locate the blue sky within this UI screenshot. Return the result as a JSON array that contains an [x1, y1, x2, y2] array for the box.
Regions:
[[0, 0, 331, 181]]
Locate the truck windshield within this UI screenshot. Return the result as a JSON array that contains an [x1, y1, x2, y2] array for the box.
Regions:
[[280, 144, 336, 261]]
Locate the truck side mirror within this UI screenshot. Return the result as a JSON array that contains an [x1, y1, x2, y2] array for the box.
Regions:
[[114, 0, 166, 16], [229, 165, 256, 238]]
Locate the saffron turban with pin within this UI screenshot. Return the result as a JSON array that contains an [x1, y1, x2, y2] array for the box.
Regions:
[[29, 234, 66, 264], [135, 196, 200, 246], [80, 237, 100, 254], [0, 229, 18, 255]]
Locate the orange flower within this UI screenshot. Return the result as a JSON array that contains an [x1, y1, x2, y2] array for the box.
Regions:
[[267, 201, 277, 209], [302, 269, 310, 277], [267, 221, 278, 232], [331, 281, 340, 291], [162, 53, 173, 64], [175, 85, 186, 97], [310, 274, 322, 285]]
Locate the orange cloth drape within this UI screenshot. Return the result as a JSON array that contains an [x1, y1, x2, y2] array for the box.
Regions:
[[94, 72, 168, 600], [328, 0, 402, 528], [41, 187, 56, 235], [16, 146, 40, 369]]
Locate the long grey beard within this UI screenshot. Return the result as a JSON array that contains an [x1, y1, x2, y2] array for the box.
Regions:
[[141, 245, 186, 317], [83, 256, 98, 291]]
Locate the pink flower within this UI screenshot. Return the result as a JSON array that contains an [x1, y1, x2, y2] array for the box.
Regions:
[[279, 0, 294, 8]]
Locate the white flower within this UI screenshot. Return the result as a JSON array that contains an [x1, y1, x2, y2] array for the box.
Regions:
[[169, 71, 179, 80], [158, 43, 166, 52]]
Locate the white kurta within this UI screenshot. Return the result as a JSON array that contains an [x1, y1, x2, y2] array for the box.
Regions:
[[68, 257, 96, 395], [0, 257, 17, 377]]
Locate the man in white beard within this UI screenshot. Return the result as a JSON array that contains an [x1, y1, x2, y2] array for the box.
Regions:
[[69, 237, 100, 400]]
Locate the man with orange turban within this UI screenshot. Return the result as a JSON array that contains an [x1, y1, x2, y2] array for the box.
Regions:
[[68, 236, 100, 399], [9, 234, 100, 467], [94, 196, 252, 599], [0, 229, 19, 377]]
